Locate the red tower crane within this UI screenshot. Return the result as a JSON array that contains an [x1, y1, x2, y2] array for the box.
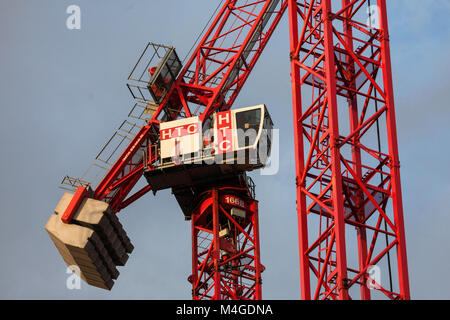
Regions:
[[51, 0, 410, 300], [288, 0, 410, 300]]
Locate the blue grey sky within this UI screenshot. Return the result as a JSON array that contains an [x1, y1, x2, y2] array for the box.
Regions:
[[0, 0, 449, 299]]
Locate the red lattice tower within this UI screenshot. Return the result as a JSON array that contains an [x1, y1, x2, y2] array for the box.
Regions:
[[188, 180, 263, 300], [288, 0, 410, 299]]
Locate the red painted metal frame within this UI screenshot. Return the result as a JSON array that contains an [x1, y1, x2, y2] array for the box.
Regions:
[[61, 186, 90, 224], [288, 0, 410, 299], [189, 187, 262, 300], [92, 0, 287, 213]]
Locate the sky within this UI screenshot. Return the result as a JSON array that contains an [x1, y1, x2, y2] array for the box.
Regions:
[[0, 0, 449, 300]]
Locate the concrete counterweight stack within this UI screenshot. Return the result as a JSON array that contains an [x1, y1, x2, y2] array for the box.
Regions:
[[45, 193, 134, 290]]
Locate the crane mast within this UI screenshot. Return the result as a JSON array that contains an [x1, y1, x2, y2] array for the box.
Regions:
[[51, 0, 410, 300], [288, 0, 410, 299]]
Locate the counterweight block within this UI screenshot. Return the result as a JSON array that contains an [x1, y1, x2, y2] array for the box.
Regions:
[[45, 193, 134, 290]]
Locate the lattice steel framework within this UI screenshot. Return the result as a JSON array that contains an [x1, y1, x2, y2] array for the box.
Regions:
[[189, 186, 262, 300], [288, 0, 410, 299]]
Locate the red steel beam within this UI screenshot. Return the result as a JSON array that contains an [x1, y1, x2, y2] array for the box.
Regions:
[[61, 186, 89, 224], [342, 0, 370, 300], [288, 0, 311, 300], [378, 0, 410, 298]]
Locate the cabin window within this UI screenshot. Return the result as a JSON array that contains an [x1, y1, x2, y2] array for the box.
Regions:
[[235, 108, 261, 148], [148, 49, 182, 104]]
